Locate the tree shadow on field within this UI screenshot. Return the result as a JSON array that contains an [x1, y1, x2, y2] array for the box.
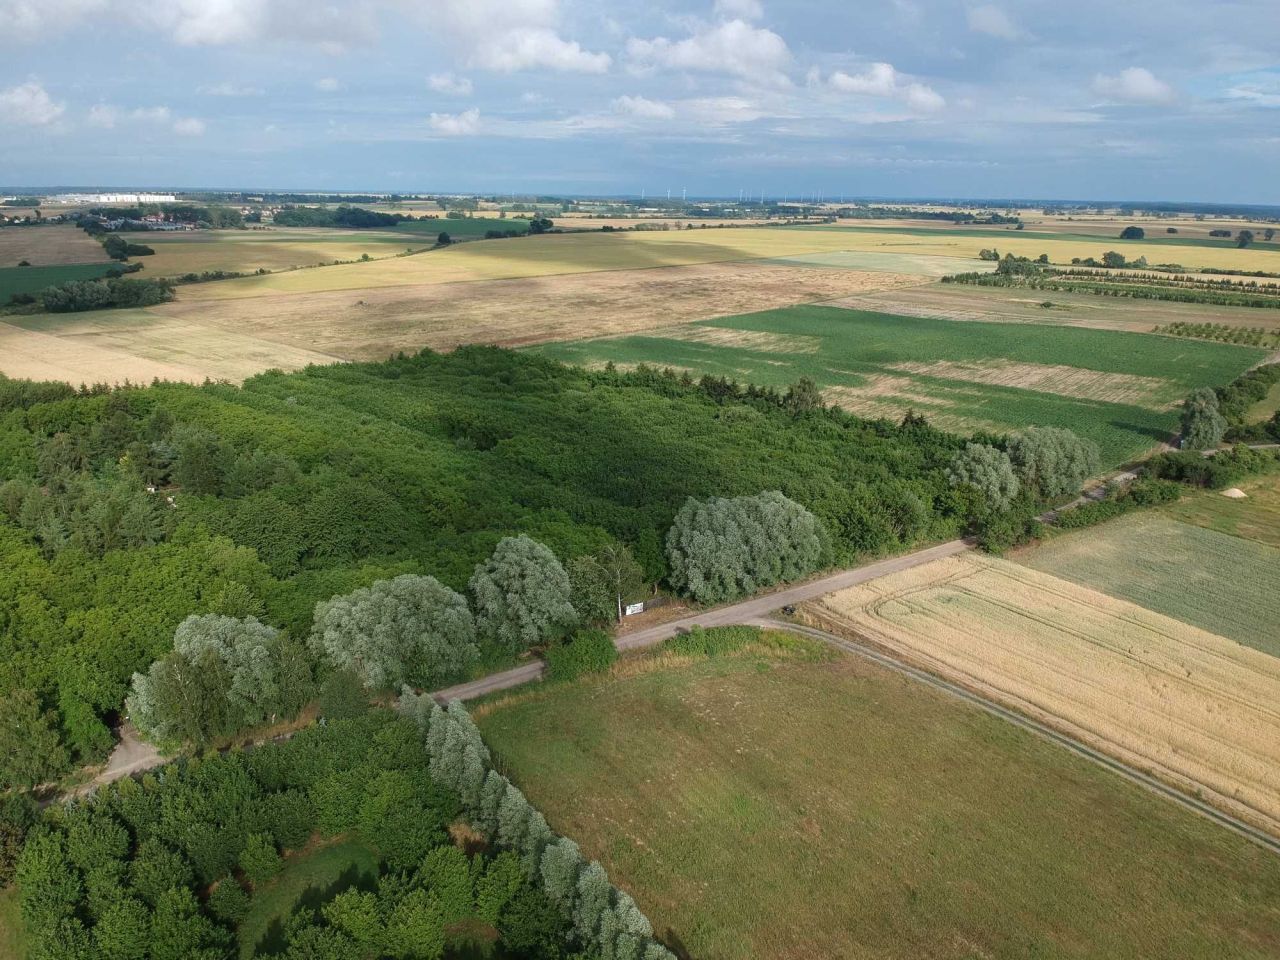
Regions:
[[661, 928, 694, 960], [254, 863, 378, 957], [1110, 419, 1176, 444]]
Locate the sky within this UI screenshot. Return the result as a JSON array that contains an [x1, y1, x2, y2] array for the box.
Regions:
[[1, 0, 1278, 202]]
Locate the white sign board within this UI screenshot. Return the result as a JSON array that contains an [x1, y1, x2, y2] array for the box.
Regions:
[[624, 602, 645, 617]]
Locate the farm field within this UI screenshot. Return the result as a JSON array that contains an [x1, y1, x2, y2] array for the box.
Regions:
[[0, 886, 24, 960], [803, 553, 1280, 835], [392, 215, 528, 236], [476, 631, 1280, 960], [136, 226, 432, 277], [1016, 512, 1280, 649], [0, 309, 339, 384], [833, 278, 1280, 333], [1161, 472, 1280, 547], [179, 222, 1280, 302], [0, 224, 110, 265], [533, 305, 1262, 465], [0, 262, 116, 300], [0, 262, 923, 383], [153, 262, 924, 363]]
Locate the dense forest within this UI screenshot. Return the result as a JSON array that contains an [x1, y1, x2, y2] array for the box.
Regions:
[[0, 348, 973, 775]]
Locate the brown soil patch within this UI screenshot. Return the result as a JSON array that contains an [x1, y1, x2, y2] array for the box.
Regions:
[[153, 261, 923, 365], [0, 224, 111, 266], [805, 554, 1280, 836]]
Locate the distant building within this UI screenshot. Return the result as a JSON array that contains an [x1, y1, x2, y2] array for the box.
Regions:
[[53, 192, 178, 204]]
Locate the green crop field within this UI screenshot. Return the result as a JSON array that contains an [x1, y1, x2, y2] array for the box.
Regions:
[[532, 306, 1262, 465], [1016, 512, 1280, 656], [236, 839, 380, 959], [0, 262, 116, 300], [476, 631, 1280, 960], [393, 216, 530, 237]]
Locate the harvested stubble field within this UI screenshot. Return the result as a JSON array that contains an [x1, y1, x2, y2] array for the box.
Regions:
[[154, 261, 921, 362], [804, 554, 1280, 836], [476, 632, 1280, 960], [1018, 512, 1280, 652], [533, 306, 1262, 465], [172, 228, 995, 300], [0, 310, 339, 385], [138, 227, 432, 277], [0, 224, 110, 265]]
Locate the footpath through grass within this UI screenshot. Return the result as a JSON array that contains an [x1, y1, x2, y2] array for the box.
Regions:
[[476, 632, 1280, 960]]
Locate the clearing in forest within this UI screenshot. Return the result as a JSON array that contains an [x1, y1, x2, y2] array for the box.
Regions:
[[804, 554, 1280, 835], [476, 629, 1280, 960]]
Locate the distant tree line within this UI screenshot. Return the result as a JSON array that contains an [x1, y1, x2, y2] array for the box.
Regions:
[[272, 205, 409, 228]]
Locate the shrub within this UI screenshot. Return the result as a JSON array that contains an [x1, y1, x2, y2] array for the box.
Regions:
[[544, 629, 618, 682], [667, 625, 761, 657], [470, 536, 577, 651]]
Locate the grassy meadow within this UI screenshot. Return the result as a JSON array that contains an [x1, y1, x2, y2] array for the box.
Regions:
[[1018, 512, 1280, 653], [476, 631, 1280, 959], [1161, 471, 1280, 548], [533, 306, 1263, 465], [0, 886, 25, 960]]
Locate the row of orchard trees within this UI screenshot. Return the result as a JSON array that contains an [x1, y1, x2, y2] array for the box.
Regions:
[[400, 694, 675, 960]]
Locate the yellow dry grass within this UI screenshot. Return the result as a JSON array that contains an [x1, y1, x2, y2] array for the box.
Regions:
[[804, 553, 1280, 836], [821, 380, 1007, 434], [888, 359, 1178, 408], [0, 224, 111, 266], [654, 324, 822, 354]]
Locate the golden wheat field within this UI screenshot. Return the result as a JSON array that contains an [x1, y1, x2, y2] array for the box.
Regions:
[[803, 553, 1280, 836]]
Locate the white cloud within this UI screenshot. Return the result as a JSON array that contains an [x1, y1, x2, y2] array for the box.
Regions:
[[714, 0, 763, 20], [681, 96, 766, 124], [1092, 67, 1175, 104], [826, 63, 945, 112], [198, 81, 264, 96], [1223, 83, 1280, 107], [471, 27, 610, 73], [131, 105, 172, 122], [966, 5, 1025, 41], [315, 77, 341, 92], [427, 72, 473, 95], [0, 0, 109, 39], [88, 103, 119, 127], [427, 0, 610, 74], [612, 95, 675, 119], [429, 107, 481, 135], [172, 116, 206, 136], [137, 0, 379, 49], [627, 19, 791, 85], [0, 82, 66, 126]]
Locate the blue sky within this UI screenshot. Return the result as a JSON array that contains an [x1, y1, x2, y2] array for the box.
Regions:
[[2, 0, 1278, 201]]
